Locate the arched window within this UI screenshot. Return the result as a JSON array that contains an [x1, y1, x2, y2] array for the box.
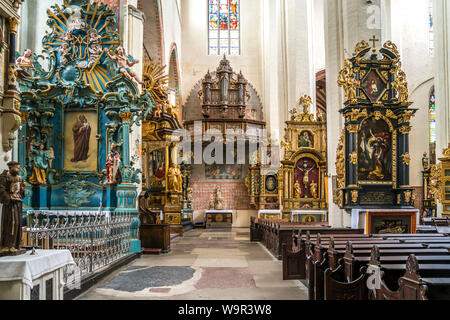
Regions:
[[429, 0, 434, 56], [208, 0, 240, 55], [429, 88, 436, 164]]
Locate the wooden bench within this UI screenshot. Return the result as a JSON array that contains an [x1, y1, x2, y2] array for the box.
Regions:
[[323, 241, 450, 300]]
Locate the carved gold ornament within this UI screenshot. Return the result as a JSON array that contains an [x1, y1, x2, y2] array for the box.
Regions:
[[353, 40, 370, 57], [338, 59, 360, 103], [399, 126, 412, 135], [346, 124, 359, 134], [402, 152, 411, 166], [429, 164, 442, 202], [443, 144, 450, 158], [334, 130, 346, 207], [383, 41, 400, 57], [392, 61, 409, 104], [350, 152, 358, 165], [404, 190, 412, 204], [297, 95, 315, 122], [351, 190, 358, 203], [346, 108, 368, 122]]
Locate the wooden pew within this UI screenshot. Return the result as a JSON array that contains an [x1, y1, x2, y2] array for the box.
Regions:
[[324, 242, 450, 300]]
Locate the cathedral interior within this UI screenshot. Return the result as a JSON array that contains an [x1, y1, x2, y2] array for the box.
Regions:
[[1, 0, 450, 305]]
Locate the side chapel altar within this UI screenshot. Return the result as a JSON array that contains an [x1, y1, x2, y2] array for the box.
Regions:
[[334, 38, 418, 234], [16, 0, 156, 252]]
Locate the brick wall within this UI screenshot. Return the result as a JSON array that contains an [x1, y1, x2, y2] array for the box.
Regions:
[[192, 181, 252, 210], [413, 186, 423, 213], [94, 0, 120, 12]]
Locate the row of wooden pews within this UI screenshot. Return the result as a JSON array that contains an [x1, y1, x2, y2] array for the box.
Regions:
[[250, 217, 364, 260], [282, 230, 450, 300]]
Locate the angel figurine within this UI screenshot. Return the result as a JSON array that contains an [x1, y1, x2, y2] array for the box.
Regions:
[[107, 46, 143, 85], [16, 49, 33, 77]]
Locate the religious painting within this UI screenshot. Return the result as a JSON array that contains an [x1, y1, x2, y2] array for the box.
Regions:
[[148, 149, 166, 188], [367, 211, 417, 234], [358, 117, 392, 182], [206, 164, 243, 180], [265, 175, 278, 193], [298, 131, 314, 148], [64, 111, 98, 171], [294, 158, 319, 199], [361, 70, 387, 102]]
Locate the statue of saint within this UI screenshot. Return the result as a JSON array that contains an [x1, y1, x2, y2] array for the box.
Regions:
[[310, 181, 318, 199], [168, 164, 182, 193], [294, 181, 302, 199], [422, 152, 430, 171], [0, 161, 25, 255], [220, 72, 229, 103], [29, 143, 54, 185], [71, 115, 91, 163], [106, 46, 143, 84]]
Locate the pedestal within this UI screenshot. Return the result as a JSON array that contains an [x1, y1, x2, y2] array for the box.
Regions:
[[140, 224, 171, 253], [0, 249, 75, 300], [350, 209, 420, 234]]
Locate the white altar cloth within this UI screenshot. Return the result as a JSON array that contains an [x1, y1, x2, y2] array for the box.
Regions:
[[0, 250, 75, 289]]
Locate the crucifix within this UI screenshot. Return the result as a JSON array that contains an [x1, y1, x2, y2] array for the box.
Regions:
[[370, 35, 380, 52]]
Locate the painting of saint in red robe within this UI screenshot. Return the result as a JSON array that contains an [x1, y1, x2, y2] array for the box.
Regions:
[[71, 115, 91, 163]]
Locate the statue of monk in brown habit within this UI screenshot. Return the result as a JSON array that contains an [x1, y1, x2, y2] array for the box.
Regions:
[[71, 115, 91, 163], [0, 161, 26, 256]]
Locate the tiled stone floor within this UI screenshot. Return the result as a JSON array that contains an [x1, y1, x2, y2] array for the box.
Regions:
[[76, 228, 308, 300]]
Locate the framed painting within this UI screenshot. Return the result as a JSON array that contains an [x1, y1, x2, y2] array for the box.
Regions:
[[64, 110, 98, 172], [361, 69, 387, 102], [366, 211, 417, 234], [358, 117, 393, 183], [298, 130, 314, 148]]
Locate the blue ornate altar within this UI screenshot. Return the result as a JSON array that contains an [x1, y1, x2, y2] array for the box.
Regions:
[[16, 0, 155, 253]]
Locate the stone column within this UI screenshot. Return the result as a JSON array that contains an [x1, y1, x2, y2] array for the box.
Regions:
[[432, 0, 450, 216], [324, 0, 385, 227]]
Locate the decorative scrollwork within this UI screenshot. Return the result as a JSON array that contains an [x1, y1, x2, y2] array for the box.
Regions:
[[383, 40, 400, 57], [353, 40, 370, 57]]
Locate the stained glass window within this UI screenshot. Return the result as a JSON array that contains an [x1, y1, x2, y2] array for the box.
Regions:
[[429, 88, 437, 164], [429, 0, 434, 56], [208, 0, 240, 55]]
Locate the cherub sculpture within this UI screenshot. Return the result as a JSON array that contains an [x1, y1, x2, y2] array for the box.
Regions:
[[16, 49, 33, 77], [107, 46, 143, 85]]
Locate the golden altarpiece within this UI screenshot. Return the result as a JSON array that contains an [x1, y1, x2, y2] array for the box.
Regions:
[[428, 144, 450, 216], [141, 57, 184, 234], [245, 141, 281, 220], [279, 95, 328, 222]]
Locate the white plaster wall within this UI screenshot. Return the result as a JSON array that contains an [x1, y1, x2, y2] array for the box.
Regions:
[[387, 0, 435, 187], [180, 0, 262, 108], [160, 0, 182, 75]]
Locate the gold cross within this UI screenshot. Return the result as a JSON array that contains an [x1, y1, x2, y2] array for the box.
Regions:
[[370, 35, 380, 52]]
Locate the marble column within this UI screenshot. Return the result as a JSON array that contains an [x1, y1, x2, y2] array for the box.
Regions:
[[324, 0, 385, 227]]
